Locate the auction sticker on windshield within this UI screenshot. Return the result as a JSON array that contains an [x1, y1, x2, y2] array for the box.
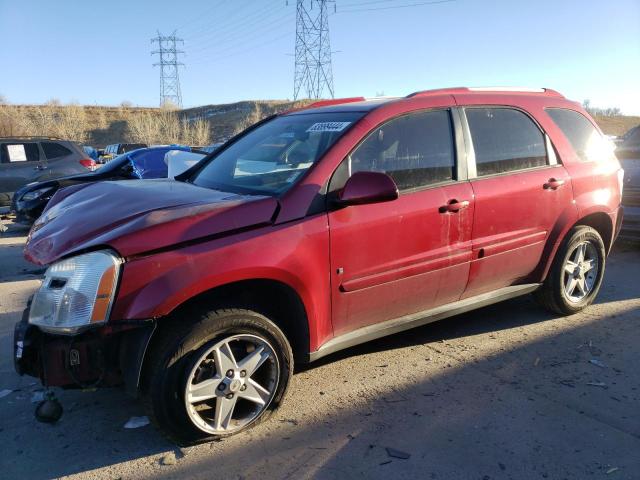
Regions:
[[306, 122, 351, 133]]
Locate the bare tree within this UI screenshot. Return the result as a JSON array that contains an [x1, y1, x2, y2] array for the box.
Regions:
[[233, 103, 267, 136], [95, 108, 108, 130], [191, 117, 211, 146], [55, 104, 88, 143], [126, 107, 211, 146], [181, 117, 211, 146]]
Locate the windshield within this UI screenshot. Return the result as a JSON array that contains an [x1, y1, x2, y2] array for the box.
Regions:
[[190, 112, 364, 195], [95, 153, 131, 174]]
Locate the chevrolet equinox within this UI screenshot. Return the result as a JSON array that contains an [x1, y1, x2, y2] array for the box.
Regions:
[[15, 87, 624, 444]]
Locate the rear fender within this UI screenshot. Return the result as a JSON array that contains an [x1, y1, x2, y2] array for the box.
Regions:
[[531, 202, 579, 282]]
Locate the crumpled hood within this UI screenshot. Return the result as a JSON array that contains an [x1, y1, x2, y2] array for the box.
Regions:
[[25, 179, 279, 265]]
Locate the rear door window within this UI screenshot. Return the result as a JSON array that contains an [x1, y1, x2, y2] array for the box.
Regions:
[[41, 142, 72, 160], [350, 109, 456, 191], [466, 108, 547, 176], [0, 143, 40, 163], [546, 108, 610, 162]]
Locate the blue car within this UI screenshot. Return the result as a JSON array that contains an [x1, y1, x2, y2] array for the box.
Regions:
[[12, 145, 198, 224]]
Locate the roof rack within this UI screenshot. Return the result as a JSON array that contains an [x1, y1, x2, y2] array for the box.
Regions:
[[467, 86, 564, 97], [407, 87, 564, 98]]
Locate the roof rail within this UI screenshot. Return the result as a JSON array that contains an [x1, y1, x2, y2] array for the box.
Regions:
[[467, 86, 564, 97], [407, 87, 564, 98]]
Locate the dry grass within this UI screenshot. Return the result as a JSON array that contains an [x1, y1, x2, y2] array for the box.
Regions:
[[125, 106, 212, 145], [592, 114, 640, 136], [2, 98, 636, 146], [0, 102, 90, 142], [0, 102, 213, 146]]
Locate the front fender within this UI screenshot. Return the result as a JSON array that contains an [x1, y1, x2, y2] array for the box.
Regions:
[[110, 216, 331, 351]]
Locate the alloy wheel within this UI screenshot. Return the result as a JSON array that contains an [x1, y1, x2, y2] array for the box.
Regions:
[[563, 241, 599, 303], [184, 334, 279, 434]]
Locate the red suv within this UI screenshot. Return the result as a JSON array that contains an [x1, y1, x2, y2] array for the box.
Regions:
[[15, 87, 624, 444]]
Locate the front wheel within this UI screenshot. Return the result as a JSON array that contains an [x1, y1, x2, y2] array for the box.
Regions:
[[535, 226, 606, 315], [142, 308, 293, 445]]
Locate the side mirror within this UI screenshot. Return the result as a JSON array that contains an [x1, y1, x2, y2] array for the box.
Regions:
[[337, 171, 399, 206]]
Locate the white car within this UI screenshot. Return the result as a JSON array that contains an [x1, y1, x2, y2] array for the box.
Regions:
[[166, 150, 207, 178]]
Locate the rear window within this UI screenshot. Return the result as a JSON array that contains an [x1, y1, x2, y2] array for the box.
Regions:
[[1, 143, 40, 163], [41, 142, 72, 159], [466, 108, 547, 176], [546, 108, 611, 162]]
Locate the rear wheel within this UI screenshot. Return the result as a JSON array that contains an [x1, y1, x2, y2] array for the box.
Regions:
[[535, 226, 606, 315], [142, 308, 293, 445]]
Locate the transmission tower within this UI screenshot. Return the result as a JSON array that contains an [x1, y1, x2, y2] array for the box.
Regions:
[[293, 0, 335, 100], [151, 31, 185, 108]]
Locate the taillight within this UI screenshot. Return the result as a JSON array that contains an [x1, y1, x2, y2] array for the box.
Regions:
[[79, 158, 97, 171]]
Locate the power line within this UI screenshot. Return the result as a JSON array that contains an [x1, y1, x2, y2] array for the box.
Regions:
[[336, 0, 455, 13], [187, 12, 294, 55], [151, 31, 185, 108], [189, 31, 292, 66], [338, 0, 403, 7], [294, 0, 335, 100], [181, 2, 276, 45]]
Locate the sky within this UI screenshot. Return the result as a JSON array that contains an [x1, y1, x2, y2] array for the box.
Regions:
[[1, 0, 639, 114]]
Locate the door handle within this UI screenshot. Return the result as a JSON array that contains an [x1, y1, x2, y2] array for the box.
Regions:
[[544, 178, 565, 190], [440, 199, 470, 213]]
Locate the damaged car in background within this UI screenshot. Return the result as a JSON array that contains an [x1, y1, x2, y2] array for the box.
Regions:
[[11, 145, 206, 224]]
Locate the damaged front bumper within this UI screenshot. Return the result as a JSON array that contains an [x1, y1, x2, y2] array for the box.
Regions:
[[14, 305, 156, 395]]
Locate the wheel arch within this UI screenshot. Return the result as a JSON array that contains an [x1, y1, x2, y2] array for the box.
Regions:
[[149, 278, 309, 364], [535, 210, 614, 282], [575, 212, 614, 253]]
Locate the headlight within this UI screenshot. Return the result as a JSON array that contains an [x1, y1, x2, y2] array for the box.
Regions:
[[21, 186, 56, 202], [29, 250, 122, 334]]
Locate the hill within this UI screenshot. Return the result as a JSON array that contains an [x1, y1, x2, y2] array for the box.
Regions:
[[1, 100, 638, 147], [592, 113, 640, 137]]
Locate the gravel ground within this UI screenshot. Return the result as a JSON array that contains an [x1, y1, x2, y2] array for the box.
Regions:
[[0, 230, 638, 480]]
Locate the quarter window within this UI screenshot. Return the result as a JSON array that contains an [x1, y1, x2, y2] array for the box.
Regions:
[[350, 109, 456, 191], [466, 108, 547, 176], [41, 142, 72, 160], [546, 108, 612, 162]]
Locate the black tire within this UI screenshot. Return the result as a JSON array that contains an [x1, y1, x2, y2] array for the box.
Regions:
[[535, 226, 606, 315], [141, 308, 293, 445]]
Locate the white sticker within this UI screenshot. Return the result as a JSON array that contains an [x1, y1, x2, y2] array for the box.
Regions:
[[7, 144, 27, 162], [306, 121, 351, 133]]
